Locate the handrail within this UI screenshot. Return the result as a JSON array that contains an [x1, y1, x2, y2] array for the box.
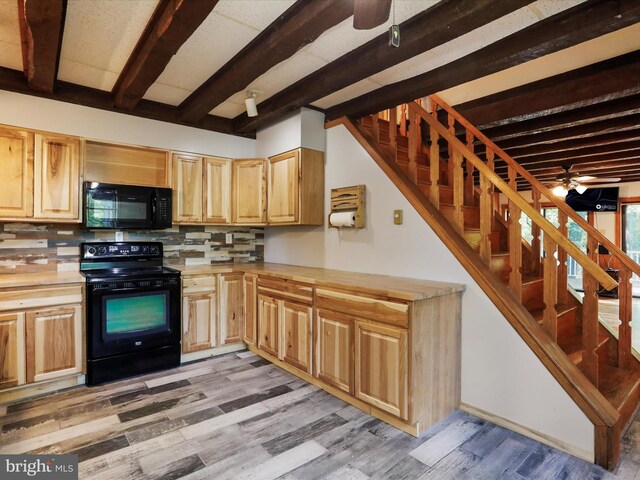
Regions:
[[408, 101, 617, 291], [430, 94, 640, 280]]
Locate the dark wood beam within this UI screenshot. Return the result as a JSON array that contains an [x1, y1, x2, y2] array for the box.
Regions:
[[324, 0, 640, 122], [353, 0, 391, 29], [18, 0, 66, 93], [112, 0, 219, 110], [498, 130, 640, 159], [233, 0, 533, 134], [484, 94, 640, 142], [525, 158, 640, 175], [532, 164, 640, 180], [497, 113, 640, 150], [456, 51, 640, 128], [180, 0, 355, 123], [495, 149, 640, 173], [0, 67, 248, 138], [509, 140, 640, 165]]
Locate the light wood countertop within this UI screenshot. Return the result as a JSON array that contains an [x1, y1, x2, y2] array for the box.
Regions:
[[0, 271, 85, 289], [179, 263, 465, 301]]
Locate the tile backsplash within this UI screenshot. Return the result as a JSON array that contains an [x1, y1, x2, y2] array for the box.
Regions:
[[0, 223, 264, 274]]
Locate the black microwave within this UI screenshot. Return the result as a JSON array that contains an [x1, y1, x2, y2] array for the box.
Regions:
[[83, 182, 172, 229]]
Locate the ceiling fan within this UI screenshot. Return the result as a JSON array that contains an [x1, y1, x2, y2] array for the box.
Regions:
[[548, 166, 621, 197]]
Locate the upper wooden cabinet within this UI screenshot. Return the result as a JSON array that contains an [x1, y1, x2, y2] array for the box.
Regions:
[[171, 152, 232, 225], [0, 127, 33, 219], [34, 133, 81, 220], [171, 153, 203, 223], [204, 157, 232, 224], [268, 148, 324, 225], [233, 159, 267, 225], [0, 128, 81, 222]]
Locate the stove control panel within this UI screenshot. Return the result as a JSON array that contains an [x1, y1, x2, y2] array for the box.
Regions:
[[81, 242, 162, 259]]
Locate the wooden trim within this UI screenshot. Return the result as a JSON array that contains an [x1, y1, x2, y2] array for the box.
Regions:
[[113, 0, 219, 110], [336, 116, 620, 431], [412, 101, 616, 290], [616, 197, 640, 251]]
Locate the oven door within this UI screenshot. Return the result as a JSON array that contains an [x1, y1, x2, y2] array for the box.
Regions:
[[87, 279, 180, 358]]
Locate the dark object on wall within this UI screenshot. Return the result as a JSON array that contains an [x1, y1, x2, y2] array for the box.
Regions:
[[566, 187, 619, 212]]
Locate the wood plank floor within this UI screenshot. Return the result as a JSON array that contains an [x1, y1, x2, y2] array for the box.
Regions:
[[1, 350, 638, 479]]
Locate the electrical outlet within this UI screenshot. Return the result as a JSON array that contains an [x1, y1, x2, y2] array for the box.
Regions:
[[115, 231, 124, 242], [226, 233, 233, 244]]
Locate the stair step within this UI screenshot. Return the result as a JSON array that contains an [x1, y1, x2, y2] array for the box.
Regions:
[[522, 276, 544, 310], [598, 364, 640, 425], [559, 331, 609, 365], [463, 228, 502, 253], [529, 303, 578, 340], [440, 204, 480, 229]]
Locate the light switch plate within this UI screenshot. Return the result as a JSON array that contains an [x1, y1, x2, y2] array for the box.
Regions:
[[226, 233, 233, 244], [394, 210, 403, 225]]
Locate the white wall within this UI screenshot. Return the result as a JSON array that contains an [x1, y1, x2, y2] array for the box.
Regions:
[[264, 123, 596, 460], [255, 108, 326, 158], [0, 91, 255, 158]]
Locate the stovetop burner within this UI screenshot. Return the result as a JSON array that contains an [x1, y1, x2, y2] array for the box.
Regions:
[[80, 241, 175, 277]]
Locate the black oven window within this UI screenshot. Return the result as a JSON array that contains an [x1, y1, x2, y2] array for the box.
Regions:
[[104, 292, 168, 335], [117, 200, 148, 220]]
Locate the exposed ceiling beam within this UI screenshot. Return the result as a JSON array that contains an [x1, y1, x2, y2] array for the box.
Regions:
[[179, 0, 355, 124], [324, 0, 640, 122], [353, 0, 391, 29], [483, 94, 640, 142], [531, 164, 640, 180], [233, 0, 533, 134], [455, 51, 640, 128], [509, 140, 640, 165], [0, 66, 246, 138], [496, 113, 640, 150], [112, 0, 219, 111], [18, 0, 66, 93], [495, 148, 640, 173]]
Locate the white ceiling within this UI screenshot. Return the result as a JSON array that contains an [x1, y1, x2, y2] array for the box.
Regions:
[[0, 0, 634, 121]]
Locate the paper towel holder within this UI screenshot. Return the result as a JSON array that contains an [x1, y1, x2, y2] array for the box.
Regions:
[[329, 184, 365, 228]]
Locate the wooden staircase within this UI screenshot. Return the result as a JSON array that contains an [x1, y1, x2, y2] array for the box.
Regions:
[[332, 95, 640, 470]]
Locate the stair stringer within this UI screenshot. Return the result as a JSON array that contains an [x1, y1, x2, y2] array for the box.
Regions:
[[335, 116, 619, 465]]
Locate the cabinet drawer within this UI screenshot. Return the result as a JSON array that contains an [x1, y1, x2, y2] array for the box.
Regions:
[[0, 285, 83, 312], [182, 276, 216, 294], [257, 276, 313, 304], [315, 288, 408, 328]]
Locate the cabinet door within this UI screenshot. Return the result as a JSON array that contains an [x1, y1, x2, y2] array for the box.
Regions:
[[281, 300, 312, 374], [182, 292, 216, 353], [0, 127, 33, 219], [315, 309, 352, 394], [355, 320, 408, 419], [233, 159, 266, 224], [26, 306, 82, 383], [257, 294, 279, 357], [268, 150, 298, 224], [219, 273, 244, 345], [243, 273, 257, 345], [171, 153, 203, 223], [0, 313, 26, 388], [34, 133, 80, 220], [203, 156, 232, 224]]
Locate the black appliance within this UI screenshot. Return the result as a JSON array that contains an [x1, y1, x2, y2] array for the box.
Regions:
[[83, 182, 172, 229], [81, 242, 181, 385], [566, 187, 619, 212]]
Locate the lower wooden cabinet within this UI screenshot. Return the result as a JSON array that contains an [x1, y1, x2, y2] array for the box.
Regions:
[[243, 274, 257, 345], [354, 320, 408, 420], [257, 294, 279, 357], [0, 312, 26, 389], [25, 306, 82, 383], [219, 273, 244, 345], [281, 301, 312, 374], [315, 309, 352, 394], [182, 292, 216, 353]]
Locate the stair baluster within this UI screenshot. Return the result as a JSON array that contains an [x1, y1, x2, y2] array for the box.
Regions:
[[408, 108, 419, 184], [429, 122, 440, 209], [557, 210, 569, 305], [531, 189, 542, 276], [618, 265, 633, 369], [465, 131, 476, 207], [583, 236, 600, 387], [508, 166, 523, 301], [388, 107, 397, 156], [543, 235, 559, 342], [478, 147, 494, 265]]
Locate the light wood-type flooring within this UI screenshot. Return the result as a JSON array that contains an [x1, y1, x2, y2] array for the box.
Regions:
[[1, 351, 639, 479]]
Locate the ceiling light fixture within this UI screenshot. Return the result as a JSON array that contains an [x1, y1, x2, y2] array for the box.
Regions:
[[245, 90, 259, 117], [575, 185, 588, 195], [552, 185, 569, 197]]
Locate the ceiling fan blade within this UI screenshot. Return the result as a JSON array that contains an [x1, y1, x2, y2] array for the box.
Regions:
[[574, 175, 596, 182], [579, 177, 621, 183]]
